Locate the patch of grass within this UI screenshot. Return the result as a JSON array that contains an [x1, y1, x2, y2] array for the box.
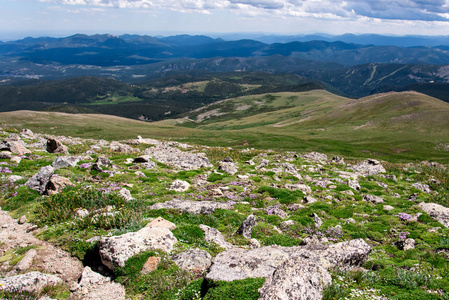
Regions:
[[203, 277, 265, 300], [262, 234, 302, 246]]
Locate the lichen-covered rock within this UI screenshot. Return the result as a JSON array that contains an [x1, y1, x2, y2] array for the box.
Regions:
[[219, 162, 238, 175], [172, 248, 212, 273], [411, 182, 431, 193], [91, 155, 111, 172], [303, 152, 328, 162], [15, 249, 37, 272], [199, 224, 234, 250], [418, 202, 449, 228], [118, 188, 134, 201], [363, 194, 384, 204], [79, 266, 110, 287], [46, 138, 69, 155], [169, 179, 191, 192], [98, 227, 177, 269], [352, 159, 386, 176], [143, 145, 212, 170], [347, 179, 361, 190], [149, 199, 230, 215], [236, 214, 256, 239], [284, 183, 312, 194], [258, 251, 332, 300], [6, 141, 31, 156], [25, 165, 55, 195], [311, 213, 323, 228], [46, 174, 74, 195], [52, 156, 80, 169], [0, 271, 63, 293], [146, 217, 176, 231], [280, 163, 300, 177]]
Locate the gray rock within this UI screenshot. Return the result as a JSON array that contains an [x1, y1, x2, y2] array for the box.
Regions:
[[303, 196, 318, 204], [20, 129, 36, 139], [300, 235, 328, 246], [248, 238, 261, 249], [46, 138, 69, 155], [352, 159, 386, 176], [272, 208, 288, 219], [255, 159, 270, 170], [98, 227, 177, 269], [199, 224, 234, 250], [418, 202, 449, 228], [258, 250, 332, 300], [7, 175, 23, 183], [172, 248, 212, 273], [92, 155, 111, 172], [363, 194, 384, 204], [0, 271, 63, 293], [404, 238, 415, 251], [332, 156, 345, 164], [146, 217, 176, 231], [7, 141, 31, 156], [236, 214, 256, 239], [149, 199, 230, 215], [52, 156, 80, 169], [303, 152, 328, 162], [18, 215, 27, 224], [0, 151, 12, 159], [133, 155, 151, 163], [347, 179, 361, 190], [169, 179, 191, 192], [311, 213, 323, 228], [383, 205, 395, 211], [79, 266, 110, 287], [285, 183, 312, 194], [279, 220, 295, 230], [143, 145, 212, 170], [10, 156, 21, 164], [218, 162, 238, 175], [280, 163, 300, 177], [118, 188, 134, 201], [15, 249, 37, 272], [25, 165, 55, 195], [411, 182, 431, 193], [110, 141, 137, 153]]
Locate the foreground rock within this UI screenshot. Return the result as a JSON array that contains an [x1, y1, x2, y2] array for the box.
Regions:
[[98, 227, 177, 269], [149, 199, 230, 215], [143, 145, 212, 170], [199, 224, 234, 250], [172, 248, 212, 273], [0, 271, 62, 293], [46, 137, 69, 155], [25, 165, 55, 195], [418, 202, 449, 228], [75, 266, 126, 300], [206, 239, 371, 282]]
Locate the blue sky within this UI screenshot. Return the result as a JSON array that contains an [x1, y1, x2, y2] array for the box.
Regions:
[[2, 0, 449, 40]]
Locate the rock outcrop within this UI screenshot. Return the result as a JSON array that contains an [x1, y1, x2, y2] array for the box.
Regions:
[[143, 145, 212, 170], [25, 165, 55, 195], [149, 199, 230, 215], [418, 202, 449, 228]]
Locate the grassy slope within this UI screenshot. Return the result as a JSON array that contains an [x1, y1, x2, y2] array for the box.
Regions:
[[2, 90, 449, 163]]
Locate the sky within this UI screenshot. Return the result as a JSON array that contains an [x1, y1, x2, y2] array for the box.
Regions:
[[2, 0, 449, 40]]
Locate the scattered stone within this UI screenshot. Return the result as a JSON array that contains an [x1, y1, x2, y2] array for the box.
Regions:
[[199, 224, 234, 250], [408, 193, 418, 201], [52, 156, 80, 169], [404, 238, 415, 251], [248, 239, 261, 249], [352, 159, 386, 176], [0, 272, 63, 293], [332, 156, 345, 164], [311, 213, 323, 228], [428, 227, 441, 233], [98, 227, 177, 269], [347, 179, 361, 190], [141, 256, 161, 275], [272, 207, 288, 219], [15, 249, 37, 272], [20, 129, 36, 139], [346, 218, 356, 224], [46, 138, 69, 155], [18, 215, 27, 224], [280, 163, 300, 177], [25, 165, 55, 195], [7, 175, 23, 183], [383, 205, 395, 211], [303, 196, 318, 204], [288, 204, 305, 211], [146, 217, 176, 231], [236, 214, 257, 239], [303, 152, 328, 162], [91, 155, 111, 172], [118, 188, 134, 201], [143, 145, 212, 170], [255, 159, 270, 170], [219, 162, 238, 175], [300, 235, 328, 246], [418, 202, 449, 228], [411, 182, 431, 193], [172, 248, 212, 273], [285, 183, 312, 193], [363, 194, 384, 204], [169, 179, 191, 192], [0, 151, 12, 159], [149, 199, 230, 215], [46, 174, 74, 195], [110, 141, 138, 153], [10, 156, 21, 164], [279, 220, 295, 230]]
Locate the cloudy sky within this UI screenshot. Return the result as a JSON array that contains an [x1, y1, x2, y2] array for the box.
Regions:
[[2, 0, 449, 39]]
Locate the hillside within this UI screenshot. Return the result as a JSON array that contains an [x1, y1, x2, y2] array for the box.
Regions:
[[1, 90, 449, 163], [0, 125, 448, 299]]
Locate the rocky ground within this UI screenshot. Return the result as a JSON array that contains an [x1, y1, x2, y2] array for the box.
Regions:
[[0, 128, 448, 299]]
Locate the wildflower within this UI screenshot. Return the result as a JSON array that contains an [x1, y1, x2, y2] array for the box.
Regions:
[[398, 212, 412, 221]]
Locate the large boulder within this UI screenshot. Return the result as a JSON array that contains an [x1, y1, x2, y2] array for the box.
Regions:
[[172, 248, 212, 273], [418, 202, 449, 228], [143, 145, 212, 170], [0, 271, 62, 293], [25, 165, 55, 195], [149, 199, 230, 215], [236, 214, 256, 239], [46, 138, 69, 155], [98, 227, 177, 269], [258, 251, 332, 300], [6, 141, 31, 156]]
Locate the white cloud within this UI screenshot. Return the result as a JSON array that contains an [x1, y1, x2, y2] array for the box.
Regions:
[[37, 0, 449, 22]]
